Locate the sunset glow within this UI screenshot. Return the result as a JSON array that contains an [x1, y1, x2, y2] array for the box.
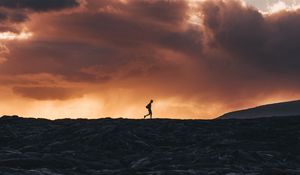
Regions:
[[1, 0, 300, 119], [0, 31, 33, 40], [266, 0, 300, 13]]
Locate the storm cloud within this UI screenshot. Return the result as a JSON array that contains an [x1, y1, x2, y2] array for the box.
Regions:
[[0, 0, 81, 34], [201, 0, 300, 74], [1, 0, 300, 118], [0, 0, 80, 11]]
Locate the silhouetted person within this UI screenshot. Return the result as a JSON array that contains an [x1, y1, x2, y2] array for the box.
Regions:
[[144, 100, 153, 119]]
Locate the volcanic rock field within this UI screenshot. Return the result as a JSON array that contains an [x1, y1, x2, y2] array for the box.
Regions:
[[0, 115, 299, 175]]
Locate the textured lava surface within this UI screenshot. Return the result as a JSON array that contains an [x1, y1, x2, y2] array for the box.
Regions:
[[0, 116, 299, 175]]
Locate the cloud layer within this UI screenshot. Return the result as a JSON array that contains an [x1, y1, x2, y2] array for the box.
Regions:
[[1, 0, 300, 118], [0, 0, 80, 11]]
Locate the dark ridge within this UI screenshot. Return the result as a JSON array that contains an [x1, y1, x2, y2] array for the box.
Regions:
[[0, 115, 299, 174], [219, 100, 300, 119]]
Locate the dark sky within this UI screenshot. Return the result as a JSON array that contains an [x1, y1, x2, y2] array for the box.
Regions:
[[0, 0, 300, 119]]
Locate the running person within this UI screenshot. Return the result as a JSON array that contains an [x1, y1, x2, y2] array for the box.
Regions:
[[144, 100, 153, 119]]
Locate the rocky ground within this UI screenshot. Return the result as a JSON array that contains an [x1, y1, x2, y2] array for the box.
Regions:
[[0, 115, 299, 175]]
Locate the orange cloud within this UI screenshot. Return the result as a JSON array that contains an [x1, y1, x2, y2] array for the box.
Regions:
[[13, 86, 84, 100], [0, 0, 300, 119]]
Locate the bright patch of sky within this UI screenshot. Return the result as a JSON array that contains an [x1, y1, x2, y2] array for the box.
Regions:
[[244, 0, 300, 12]]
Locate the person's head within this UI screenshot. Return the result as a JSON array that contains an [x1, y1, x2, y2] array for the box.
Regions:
[[150, 99, 153, 103]]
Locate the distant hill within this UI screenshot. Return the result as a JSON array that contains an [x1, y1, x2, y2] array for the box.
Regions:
[[219, 100, 300, 119]]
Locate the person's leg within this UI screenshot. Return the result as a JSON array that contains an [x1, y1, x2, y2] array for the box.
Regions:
[[144, 109, 151, 119], [144, 110, 150, 118], [144, 114, 147, 118]]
